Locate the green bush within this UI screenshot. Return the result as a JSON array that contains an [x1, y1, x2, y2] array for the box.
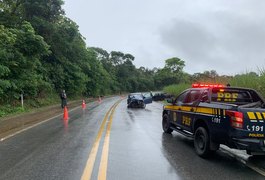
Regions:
[[0, 105, 26, 117], [230, 70, 265, 97], [0, 92, 61, 118], [163, 70, 265, 100], [163, 84, 190, 97]]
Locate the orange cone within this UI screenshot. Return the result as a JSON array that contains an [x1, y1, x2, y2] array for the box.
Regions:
[[82, 100, 86, 109], [63, 106, 69, 120]]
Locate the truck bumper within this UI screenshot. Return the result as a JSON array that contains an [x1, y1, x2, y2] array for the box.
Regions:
[[232, 138, 265, 152]]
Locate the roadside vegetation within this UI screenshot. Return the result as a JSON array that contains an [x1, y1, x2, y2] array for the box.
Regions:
[[163, 70, 265, 98], [0, 1, 264, 117], [230, 69, 265, 97], [163, 84, 190, 97]]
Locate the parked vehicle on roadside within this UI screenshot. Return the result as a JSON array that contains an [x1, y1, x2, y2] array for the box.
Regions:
[[152, 92, 173, 101], [162, 83, 265, 158]]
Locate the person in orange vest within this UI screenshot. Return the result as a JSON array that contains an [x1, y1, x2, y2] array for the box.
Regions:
[[60, 90, 67, 109]]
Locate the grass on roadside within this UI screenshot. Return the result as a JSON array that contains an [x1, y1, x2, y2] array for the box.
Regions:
[[163, 83, 190, 97], [163, 69, 265, 99], [0, 92, 92, 119], [0, 93, 61, 118], [0, 105, 26, 118], [230, 69, 265, 97]]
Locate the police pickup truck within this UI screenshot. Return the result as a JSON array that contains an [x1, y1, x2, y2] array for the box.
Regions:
[[162, 84, 265, 157]]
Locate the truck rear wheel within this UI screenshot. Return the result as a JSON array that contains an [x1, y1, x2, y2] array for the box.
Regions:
[[162, 114, 173, 134], [194, 127, 211, 158]]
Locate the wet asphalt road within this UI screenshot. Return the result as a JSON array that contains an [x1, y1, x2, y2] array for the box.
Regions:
[[0, 96, 265, 180]]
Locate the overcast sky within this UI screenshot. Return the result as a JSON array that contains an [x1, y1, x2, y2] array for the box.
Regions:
[[63, 0, 265, 75]]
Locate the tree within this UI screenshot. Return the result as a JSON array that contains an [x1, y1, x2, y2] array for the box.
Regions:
[[0, 22, 50, 102], [154, 57, 187, 89], [192, 70, 219, 83], [165, 57, 185, 73], [22, 0, 65, 22], [90, 47, 109, 61]]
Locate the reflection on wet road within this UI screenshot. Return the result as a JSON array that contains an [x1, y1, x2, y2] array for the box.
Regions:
[[108, 100, 264, 180], [0, 97, 264, 180]]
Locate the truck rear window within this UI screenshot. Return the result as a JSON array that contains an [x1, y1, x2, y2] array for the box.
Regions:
[[211, 88, 253, 104]]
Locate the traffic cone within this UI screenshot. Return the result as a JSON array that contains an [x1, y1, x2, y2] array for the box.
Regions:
[[63, 106, 69, 120], [82, 100, 86, 109]]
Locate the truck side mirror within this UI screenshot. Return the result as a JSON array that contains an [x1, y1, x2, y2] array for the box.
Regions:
[[167, 98, 174, 104]]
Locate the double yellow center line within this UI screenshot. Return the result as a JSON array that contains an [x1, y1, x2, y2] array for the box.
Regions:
[[81, 100, 121, 180]]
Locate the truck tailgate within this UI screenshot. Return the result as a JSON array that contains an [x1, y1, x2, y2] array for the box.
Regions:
[[240, 108, 265, 137]]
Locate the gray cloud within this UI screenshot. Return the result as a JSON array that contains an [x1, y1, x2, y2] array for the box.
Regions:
[[64, 0, 265, 75], [160, 10, 265, 75], [160, 20, 216, 61]]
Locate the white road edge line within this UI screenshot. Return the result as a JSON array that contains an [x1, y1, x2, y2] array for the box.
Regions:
[[220, 147, 265, 177], [246, 163, 265, 177], [0, 106, 81, 142]]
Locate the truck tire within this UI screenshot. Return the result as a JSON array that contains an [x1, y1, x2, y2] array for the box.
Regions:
[[194, 127, 211, 158], [162, 114, 173, 134]]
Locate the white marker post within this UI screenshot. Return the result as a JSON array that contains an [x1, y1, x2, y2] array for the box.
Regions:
[[21, 93, 24, 109]]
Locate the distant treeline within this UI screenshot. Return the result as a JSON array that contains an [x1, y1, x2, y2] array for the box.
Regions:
[[1, 0, 264, 108]]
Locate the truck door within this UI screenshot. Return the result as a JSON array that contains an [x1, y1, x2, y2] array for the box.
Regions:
[[178, 89, 202, 132], [171, 90, 190, 126]]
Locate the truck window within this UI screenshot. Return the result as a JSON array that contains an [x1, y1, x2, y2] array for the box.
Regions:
[[211, 88, 253, 104], [184, 90, 201, 104], [175, 90, 189, 104]]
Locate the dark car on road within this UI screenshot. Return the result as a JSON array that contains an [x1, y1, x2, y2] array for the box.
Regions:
[[127, 92, 153, 108]]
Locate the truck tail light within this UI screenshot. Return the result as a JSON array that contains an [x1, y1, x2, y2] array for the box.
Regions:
[[226, 110, 243, 129]]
